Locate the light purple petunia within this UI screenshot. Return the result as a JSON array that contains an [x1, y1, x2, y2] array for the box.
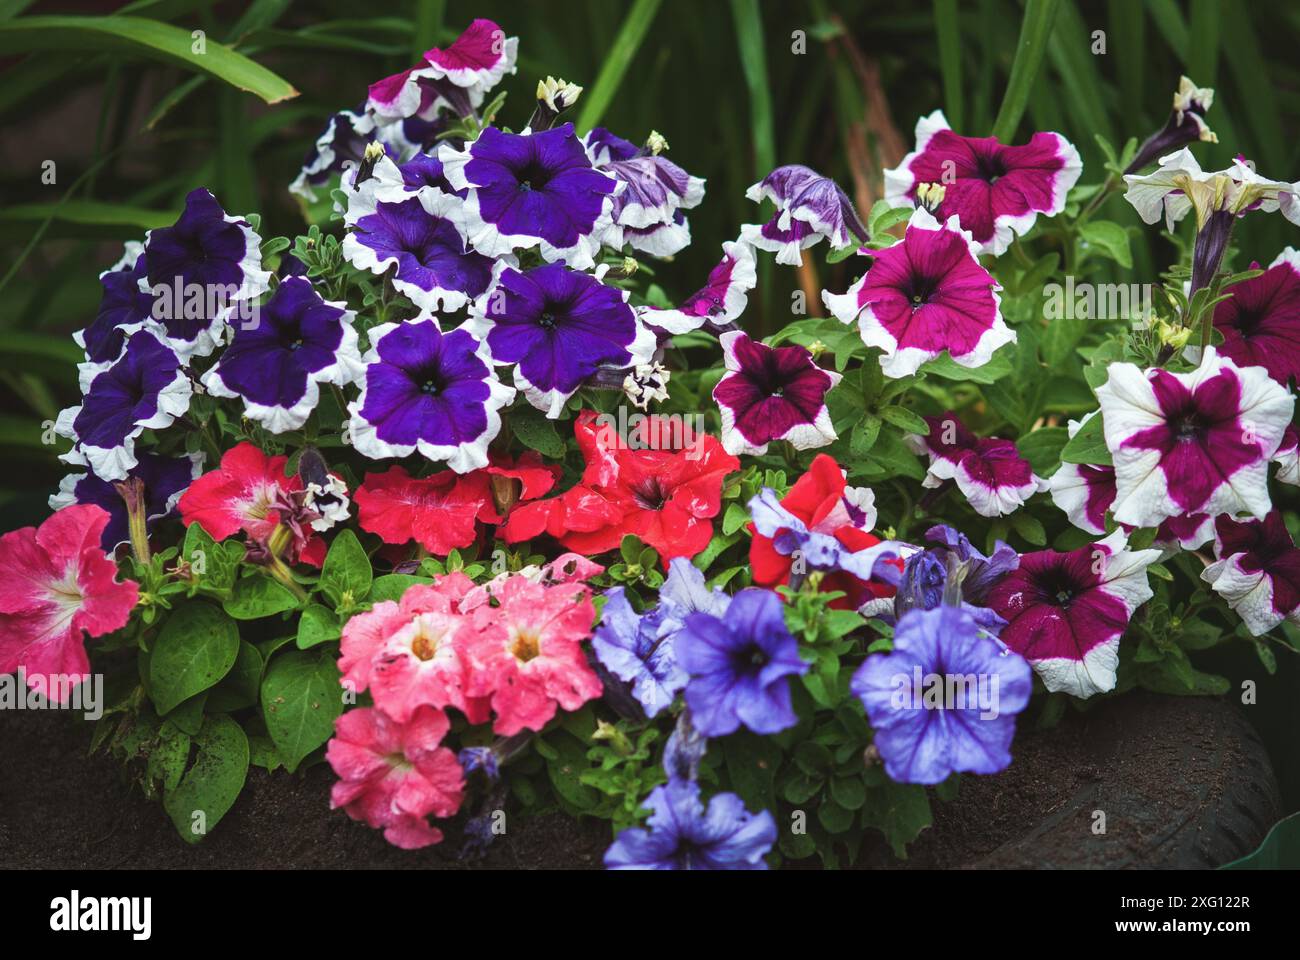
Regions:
[[824, 209, 1013, 378], [884, 110, 1082, 256], [638, 239, 757, 335], [744, 164, 867, 258], [1202, 511, 1300, 637], [851, 604, 1032, 784], [907, 412, 1047, 517], [466, 262, 655, 418], [347, 318, 514, 472], [712, 331, 841, 456], [1096, 347, 1295, 528], [202, 276, 364, 432]]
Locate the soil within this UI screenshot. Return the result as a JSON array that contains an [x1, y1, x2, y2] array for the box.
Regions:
[[0, 692, 1280, 869]]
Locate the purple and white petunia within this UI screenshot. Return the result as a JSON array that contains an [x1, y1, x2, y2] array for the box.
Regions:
[[347, 318, 513, 472], [1209, 248, 1300, 388], [907, 413, 1047, 517], [439, 124, 620, 270], [884, 110, 1081, 256], [739, 214, 822, 266], [851, 604, 1032, 784], [55, 331, 192, 482], [342, 185, 500, 314], [76, 241, 153, 363], [1096, 347, 1295, 528], [342, 151, 461, 212], [823, 209, 1013, 378], [202, 276, 364, 433], [50, 451, 203, 553], [712, 331, 841, 456], [743, 164, 867, 257], [988, 530, 1161, 698], [1049, 412, 1118, 536], [638, 240, 757, 335], [748, 487, 905, 586], [1202, 511, 1300, 637], [289, 107, 378, 203], [466, 263, 656, 417], [1275, 425, 1299, 487]]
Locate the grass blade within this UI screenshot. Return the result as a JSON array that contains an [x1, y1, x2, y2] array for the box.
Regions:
[[728, 0, 775, 174], [991, 0, 1060, 141], [574, 0, 663, 132], [933, 0, 964, 131]]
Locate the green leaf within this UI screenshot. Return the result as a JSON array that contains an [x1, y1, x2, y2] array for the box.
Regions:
[[183, 522, 237, 593], [1222, 812, 1300, 869], [859, 779, 932, 859], [163, 714, 249, 844], [223, 573, 300, 620], [830, 774, 867, 811], [818, 798, 856, 834], [320, 529, 372, 607], [1016, 426, 1069, 476], [849, 412, 882, 460], [1010, 512, 1047, 547], [545, 731, 600, 811], [728, 0, 775, 177], [510, 406, 566, 459], [918, 348, 1012, 384], [368, 574, 432, 604], [574, 0, 663, 131], [991, 0, 1061, 141], [296, 603, 341, 650], [1078, 220, 1133, 268], [205, 642, 263, 713], [0, 16, 298, 103], [260, 649, 343, 773], [0, 200, 176, 231], [146, 722, 190, 794], [149, 602, 239, 715], [877, 404, 928, 436], [1059, 412, 1112, 466]]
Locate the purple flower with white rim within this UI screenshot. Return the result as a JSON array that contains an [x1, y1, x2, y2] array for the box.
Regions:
[[347, 318, 514, 472], [139, 188, 270, 359], [439, 123, 621, 270], [988, 530, 1162, 698], [675, 587, 808, 737], [906, 413, 1047, 518], [745, 164, 867, 250], [342, 187, 500, 314], [1049, 412, 1118, 536], [621, 209, 692, 258], [852, 604, 1031, 784], [1275, 425, 1299, 486], [50, 451, 203, 553], [201, 276, 364, 433], [883, 110, 1082, 256], [466, 262, 655, 418], [1124, 148, 1300, 230], [604, 779, 776, 870], [638, 240, 757, 335], [1095, 346, 1295, 528], [289, 107, 378, 203], [76, 241, 154, 363], [54, 331, 191, 482], [824, 209, 1013, 379], [922, 523, 1019, 605], [1202, 511, 1300, 637], [712, 331, 841, 456], [739, 214, 821, 266]]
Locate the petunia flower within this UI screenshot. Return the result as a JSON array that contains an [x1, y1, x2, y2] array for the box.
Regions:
[[202, 276, 363, 432], [1096, 347, 1295, 528], [55, 331, 191, 483], [354, 465, 492, 556], [1124, 76, 1217, 175], [461, 574, 603, 735], [338, 574, 488, 724], [140, 188, 271, 359], [851, 604, 1031, 784], [987, 531, 1161, 698], [1209, 248, 1300, 388], [739, 214, 822, 266], [884, 110, 1082, 256], [1153, 512, 1216, 552], [0, 505, 138, 702], [466, 263, 655, 417], [638, 240, 757, 335], [907, 412, 1047, 517], [1202, 511, 1300, 637], [348, 319, 514, 472], [918, 523, 1019, 607], [824, 209, 1013, 379], [76, 242, 153, 364], [675, 587, 808, 737], [744, 164, 867, 257], [50, 452, 202, 553], [604, 779, 776, 870], [1049, 412, 1118, 535], [439, 123, 621, 270], [1275, 425, 1299, 487], [326, 705, 466, 849], [1124, 149, 1300, 232], [290, 107, 378, 203]]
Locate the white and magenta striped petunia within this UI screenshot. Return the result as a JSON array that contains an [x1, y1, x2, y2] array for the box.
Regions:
[[1049, 412, 1117, 536], [1202, 511, 1300, 636], [907, 412, 1047, 517]]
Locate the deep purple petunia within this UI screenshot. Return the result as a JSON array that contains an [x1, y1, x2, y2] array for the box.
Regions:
[[50, 452, 202, 552], [907, 412, 1046, 517], [744, 164, 867, 257], [202, 276, 364, 432], [140, 188, 270, 358], [439, 123, 620, 269], [922, 523, 1019, 605], [466, 263, 655, 417], [674, 587, 809, 737], [347, 318, 514, 472], [851, 604, 1032, 784], [289, 107, 378, 203], [885, 110, 1082, 256], [1202, 511, 1300, 637], [712, 331, 841, 456], [1211, 248, 1300, 387], [823, 209, 1014, 378], [603, 779, 776, 870], [639, 240, 756, 335], [987, 531, 1160, 698], [76, 242, 154, 363], [55, 331, 191, 482], [1097, 347, 1295, 528]]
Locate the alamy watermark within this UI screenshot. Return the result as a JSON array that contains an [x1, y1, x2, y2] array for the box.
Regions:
[[591, 407, 707, 460], [0, 669, 103, 720], [889, 666, 1003, 720]]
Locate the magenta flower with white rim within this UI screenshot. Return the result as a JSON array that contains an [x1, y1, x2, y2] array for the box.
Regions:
[[1049, 413, 1118, 536], [822, 209, 1013, 379], [1095, 347, 1295, 528], [883, 110, 1081, 256], [1274, 425, 1299, 486], [712, 332, 841, 457], [1153, 512, 1216, 553], [906, 412, 1047, 517], [1201, 511, 1300, 637], [639, 240, 756, 335]]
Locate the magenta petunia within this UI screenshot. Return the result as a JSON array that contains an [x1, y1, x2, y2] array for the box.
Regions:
[[1211, 248, 1300, 388], [1049, 412, 1117, 536], [639, 240, 756, 335], [1096, 347, 1295, 528], [1275, 425, 1299, 487], [884, 110, 1081, 256], [712, 331, 841, 456], [1202, 511, 1300, 636], [823, 209, 1013, 378], [907, 412, 1046, 517], [988, 531, 1160, 698]]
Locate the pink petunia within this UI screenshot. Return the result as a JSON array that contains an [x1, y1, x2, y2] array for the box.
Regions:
[[0, 505, 138, 702], [1202, 511, 1300, 637], [327, 705, 465, 849], [367, 19, 518, 122], [884, 110, 1081, 256], [907, 412, 1046, 517], [354, 465, 493, 556]]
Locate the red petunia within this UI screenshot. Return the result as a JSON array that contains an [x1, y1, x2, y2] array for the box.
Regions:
[[354, 466, 493, 556]]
